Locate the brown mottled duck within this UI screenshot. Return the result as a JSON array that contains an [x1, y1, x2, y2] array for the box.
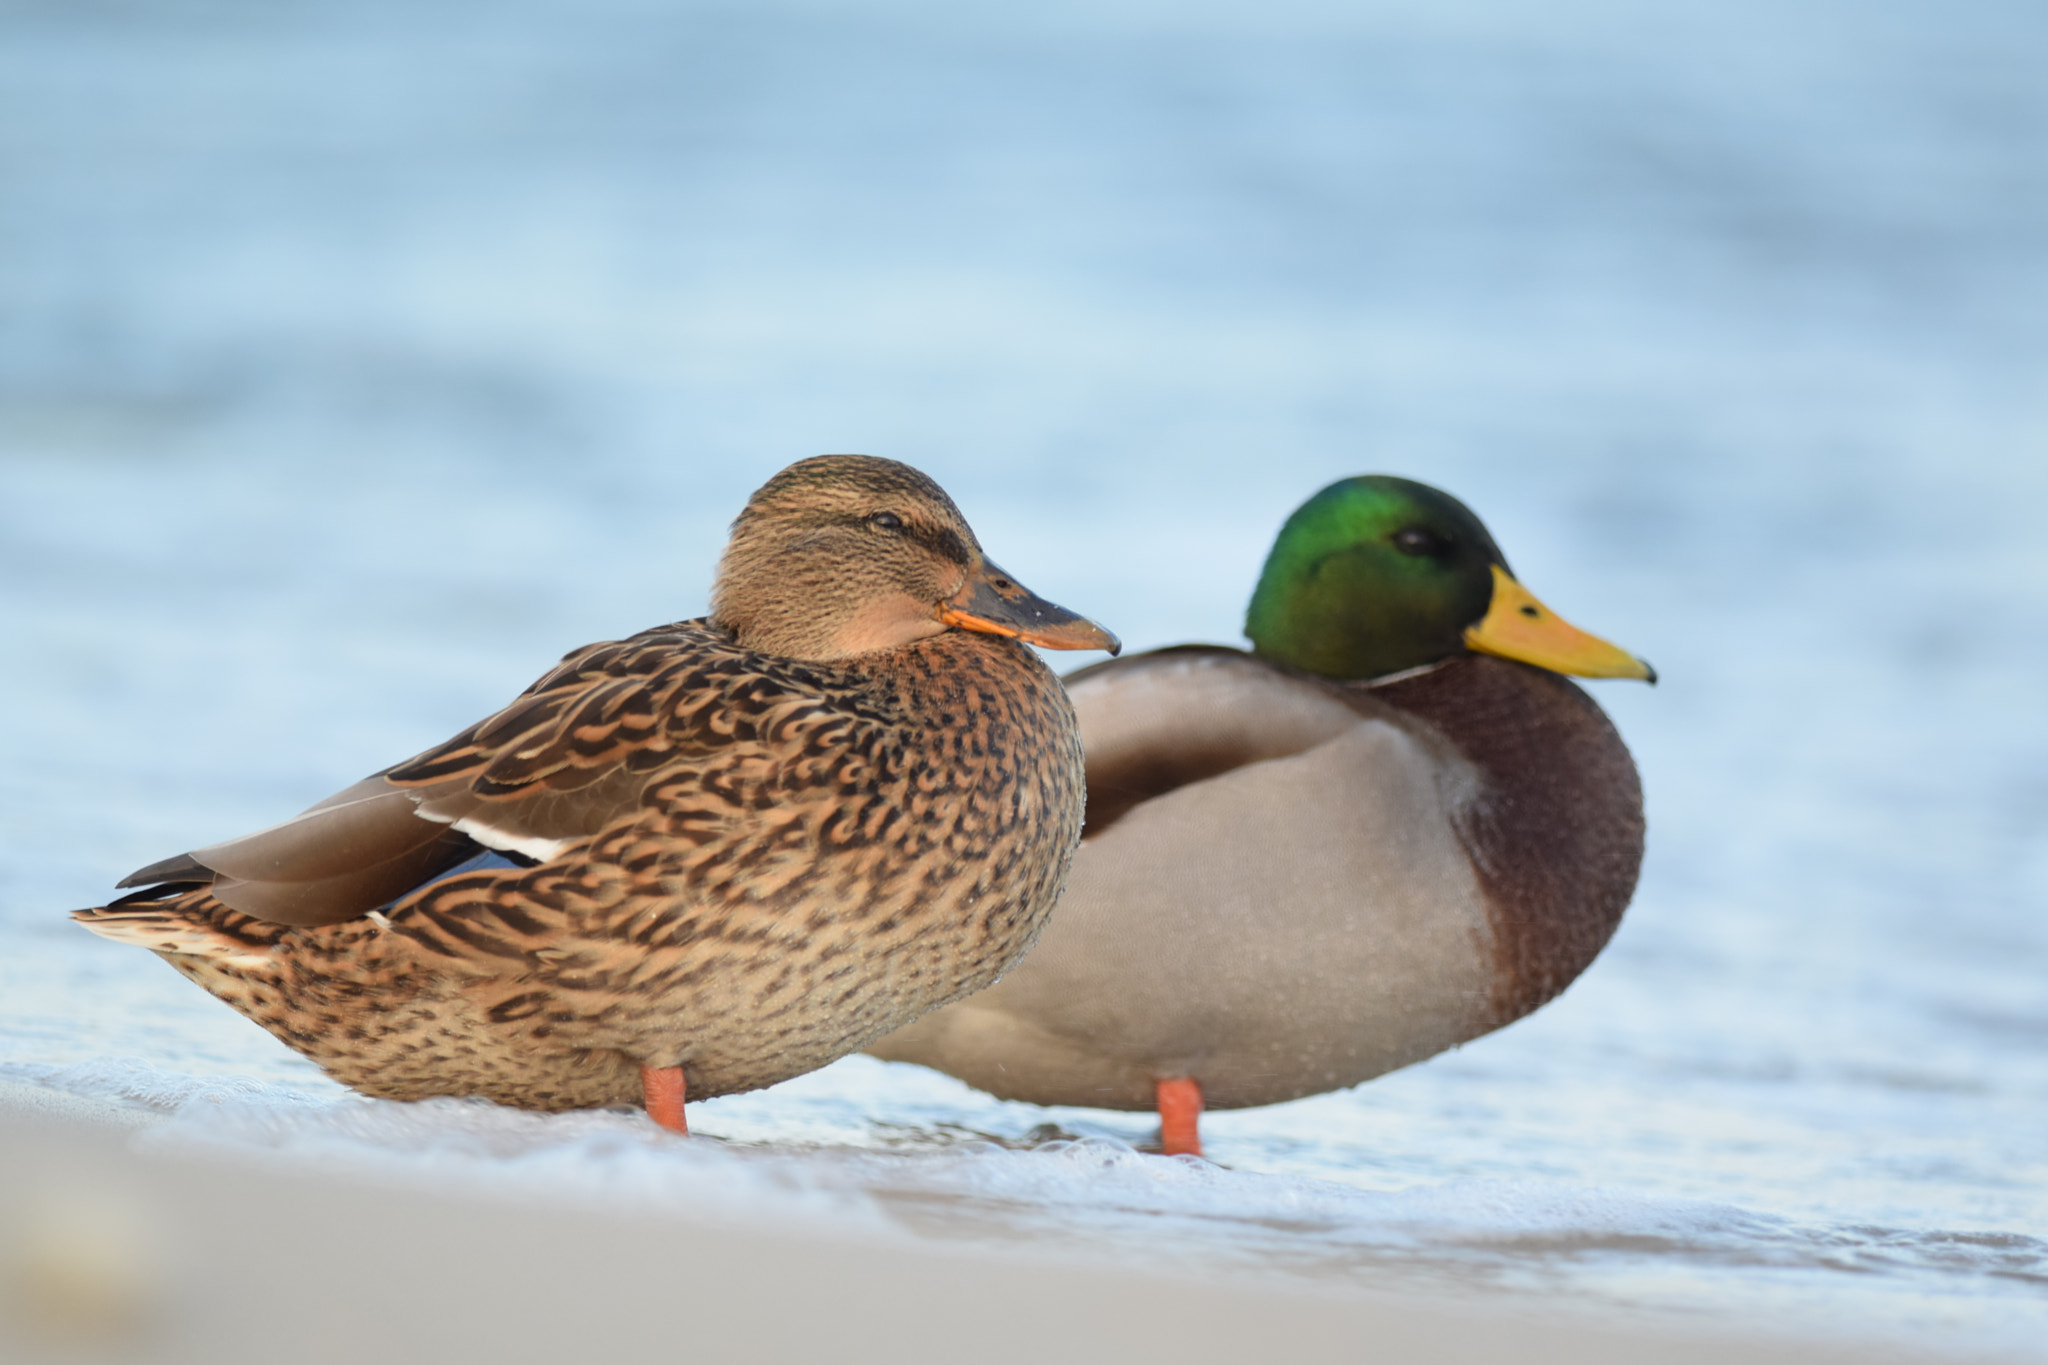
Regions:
[[867, 475, 1652, 1156], [76, 455, 1118, 1134]]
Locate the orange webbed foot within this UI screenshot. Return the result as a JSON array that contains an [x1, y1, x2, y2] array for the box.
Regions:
[[641, 1064, 688, 1135], [1156, 1076, 1202, 1157]]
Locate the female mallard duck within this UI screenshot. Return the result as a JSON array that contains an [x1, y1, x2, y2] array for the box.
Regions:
[[75, 455, 1118, 1133], [867, 475, 1652, 1156]]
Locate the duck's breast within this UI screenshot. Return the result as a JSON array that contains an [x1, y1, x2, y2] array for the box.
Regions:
[[962, 650, 1503, 1109]]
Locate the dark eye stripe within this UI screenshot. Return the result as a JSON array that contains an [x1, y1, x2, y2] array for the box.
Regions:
[[918, 525, 971, 565], [854, 510, 970, 565]]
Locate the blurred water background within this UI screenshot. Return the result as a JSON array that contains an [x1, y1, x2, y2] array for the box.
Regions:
[[2, 0, 2045, 1354]]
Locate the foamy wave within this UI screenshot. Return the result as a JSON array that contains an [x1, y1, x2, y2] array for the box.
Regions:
[[10, 1055, 2039, 1336]]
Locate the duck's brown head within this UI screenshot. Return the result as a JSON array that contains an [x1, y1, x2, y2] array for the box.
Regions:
[[713, 455, 1120, 663]]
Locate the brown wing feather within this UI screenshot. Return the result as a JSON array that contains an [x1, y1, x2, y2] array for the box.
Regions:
[[388, 632, 714, 796], [116, 851, 214, 889], [116, 623, 744, 929], [118, 778, 479, 927]]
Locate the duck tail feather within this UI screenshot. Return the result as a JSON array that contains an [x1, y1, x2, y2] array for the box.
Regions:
[[71, 903, 281, 970]]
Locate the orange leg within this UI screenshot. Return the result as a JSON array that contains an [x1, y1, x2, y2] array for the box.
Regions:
[[1156, 1076, 1203, 1157], [641, 1064, 688, 1135]]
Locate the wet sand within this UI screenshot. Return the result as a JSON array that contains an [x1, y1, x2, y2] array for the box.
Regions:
[[0, 1078, 1954, 1365]]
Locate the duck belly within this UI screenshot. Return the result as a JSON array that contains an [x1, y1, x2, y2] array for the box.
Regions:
[[871, 720, 1501, 1111], [136, 855, 1057, 1113]]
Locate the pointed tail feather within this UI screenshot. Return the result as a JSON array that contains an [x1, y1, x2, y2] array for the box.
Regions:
[[71, 903, 281, 970]]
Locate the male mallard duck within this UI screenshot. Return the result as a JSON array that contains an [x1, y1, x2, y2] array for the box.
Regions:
[[76, 455, 1118, 1133], [868, 475, 1651, 1155]]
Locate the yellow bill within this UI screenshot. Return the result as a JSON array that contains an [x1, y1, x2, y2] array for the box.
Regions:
[[1464, 565, 1656, 682]]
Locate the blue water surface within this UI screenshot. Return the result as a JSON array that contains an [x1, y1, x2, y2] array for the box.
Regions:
[[2, 0, 2044, 1355]]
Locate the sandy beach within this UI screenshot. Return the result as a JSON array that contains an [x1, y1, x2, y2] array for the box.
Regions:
[[1, 1076, 1958, 1365]]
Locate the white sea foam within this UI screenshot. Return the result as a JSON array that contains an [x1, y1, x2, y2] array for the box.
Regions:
[[7, 1057, 2042, 1355]]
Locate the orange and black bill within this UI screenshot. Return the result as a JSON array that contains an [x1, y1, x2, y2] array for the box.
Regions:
[[1464, 565, 1655, 682], [939, 560, 1120, 653]]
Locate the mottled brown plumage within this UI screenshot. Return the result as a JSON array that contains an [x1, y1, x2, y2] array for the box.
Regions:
[[74, 456, 1117, 1116]]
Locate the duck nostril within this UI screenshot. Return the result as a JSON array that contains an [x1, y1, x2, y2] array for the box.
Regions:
[[1520, 606, 1540, 618]]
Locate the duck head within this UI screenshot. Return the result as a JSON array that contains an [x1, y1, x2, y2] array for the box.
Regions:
[[713, 455, 1120, 662], [1243, 475, 1654, 684]]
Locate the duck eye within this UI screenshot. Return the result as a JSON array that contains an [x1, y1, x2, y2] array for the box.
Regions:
[[1392, 526, 1445, 557], [867, 511, 905, 534]]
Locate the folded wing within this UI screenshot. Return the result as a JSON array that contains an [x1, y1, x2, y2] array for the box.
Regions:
[[113, 624, 733, 928], [1063, 646, 1375, 837]]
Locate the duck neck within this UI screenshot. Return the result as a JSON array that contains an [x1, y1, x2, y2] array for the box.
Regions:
[[1362, 655, 1645, 1026]]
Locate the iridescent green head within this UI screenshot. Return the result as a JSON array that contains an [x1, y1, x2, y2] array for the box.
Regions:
[[1244, 475, 1654, 684]]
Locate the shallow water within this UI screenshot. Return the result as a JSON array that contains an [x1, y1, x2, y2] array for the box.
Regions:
[[2, 0, 2045, 1356]]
